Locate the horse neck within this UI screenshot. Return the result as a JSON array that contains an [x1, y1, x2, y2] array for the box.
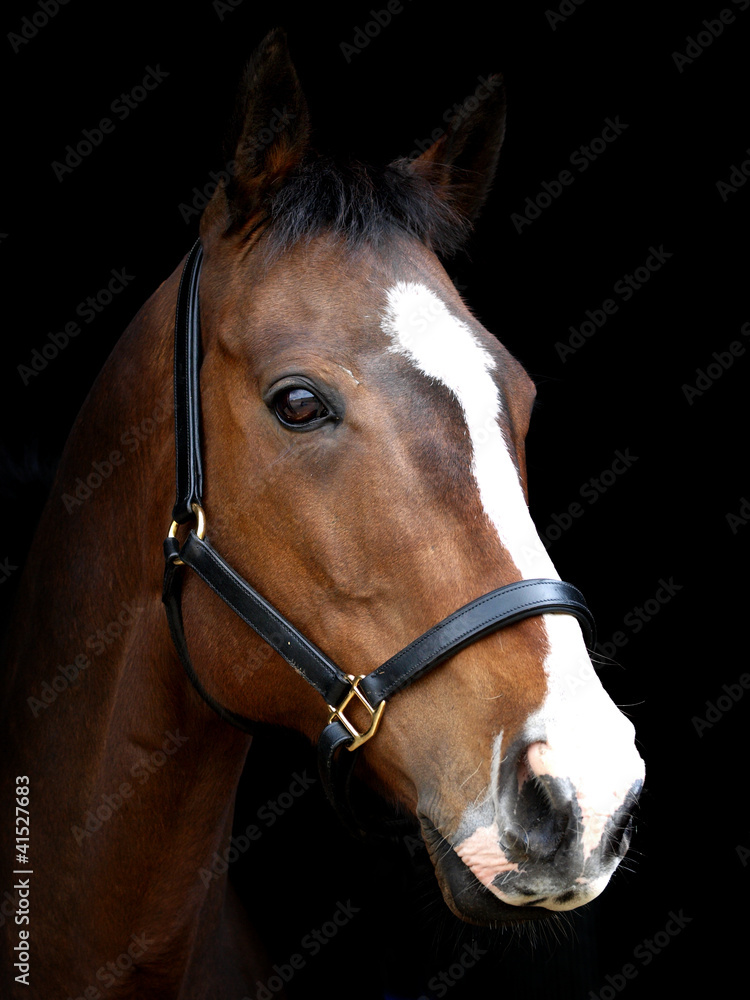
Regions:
[[0, 257, 252, 988]]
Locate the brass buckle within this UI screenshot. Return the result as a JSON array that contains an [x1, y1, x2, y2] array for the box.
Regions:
[[328, 675, 386, 752], [167, 503, 206, 566]]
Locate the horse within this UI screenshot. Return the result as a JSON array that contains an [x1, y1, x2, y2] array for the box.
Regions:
[[0, 28, 644, 999]]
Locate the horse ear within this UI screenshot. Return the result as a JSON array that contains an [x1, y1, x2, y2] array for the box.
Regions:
[[404, 75, 507, 224], [209, 28, 311, 233]]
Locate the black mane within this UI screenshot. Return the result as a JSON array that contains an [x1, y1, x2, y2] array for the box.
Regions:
[[259, 155, 472, 259]]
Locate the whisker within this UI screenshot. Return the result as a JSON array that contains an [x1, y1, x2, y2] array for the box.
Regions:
[[460, 762, 483, 789]]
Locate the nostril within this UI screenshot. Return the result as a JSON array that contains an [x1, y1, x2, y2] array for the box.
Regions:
[[499, 822, 529, 860], [494, 740, 581, 866], [498, 761, 573, 864]]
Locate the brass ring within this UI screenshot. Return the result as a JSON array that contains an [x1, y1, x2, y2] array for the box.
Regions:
[[168, 503, 207, 564], [190, 502, 207, 540]]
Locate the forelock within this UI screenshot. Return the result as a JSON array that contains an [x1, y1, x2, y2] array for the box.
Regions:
[[256, 156, 472, 260]]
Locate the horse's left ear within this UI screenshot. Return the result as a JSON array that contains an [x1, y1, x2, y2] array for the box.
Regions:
[[202, 27, 311, 235], [403, 74, 506, 224]]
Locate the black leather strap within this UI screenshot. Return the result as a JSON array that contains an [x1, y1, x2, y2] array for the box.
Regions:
[[163, 537, 255, 734], [170, 530, 595, 735], [176, 531, 351, 708], [172, 241, 204, 524], [359, 578, 594, 706]]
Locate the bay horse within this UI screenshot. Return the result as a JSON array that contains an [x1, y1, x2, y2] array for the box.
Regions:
[[0, 29, 644, 999]]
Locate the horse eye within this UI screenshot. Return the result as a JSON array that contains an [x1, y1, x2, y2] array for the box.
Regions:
[[272, 387, 329, 426]]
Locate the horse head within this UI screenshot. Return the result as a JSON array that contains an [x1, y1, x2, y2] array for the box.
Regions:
[[176, 28, 644, 926]]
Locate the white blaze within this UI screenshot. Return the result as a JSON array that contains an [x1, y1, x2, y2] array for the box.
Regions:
[[381, 281, 644, 902], [381, 280, 554, 579]]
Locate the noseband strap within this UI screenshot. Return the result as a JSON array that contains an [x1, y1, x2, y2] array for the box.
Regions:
[[162, 240, 597, 835]]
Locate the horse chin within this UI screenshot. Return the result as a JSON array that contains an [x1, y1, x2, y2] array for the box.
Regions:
[[419, 818, 552, 926]]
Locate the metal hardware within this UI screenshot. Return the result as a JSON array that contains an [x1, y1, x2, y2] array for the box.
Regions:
[[328, 674, 386, 751], [168, 503, 206, 565]]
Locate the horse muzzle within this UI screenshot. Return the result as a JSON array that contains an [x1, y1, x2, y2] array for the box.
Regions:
[[421, 726, 645, 923]]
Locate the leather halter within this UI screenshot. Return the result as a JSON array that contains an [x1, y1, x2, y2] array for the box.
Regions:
[[162, 240, 596, 833]]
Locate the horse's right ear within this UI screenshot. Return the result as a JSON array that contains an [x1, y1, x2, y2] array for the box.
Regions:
[[204, 28, 311, 235], [403, 74, 507, 227]]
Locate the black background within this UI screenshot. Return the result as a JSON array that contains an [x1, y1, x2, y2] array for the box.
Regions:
[[1, 0, 747, 997]]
